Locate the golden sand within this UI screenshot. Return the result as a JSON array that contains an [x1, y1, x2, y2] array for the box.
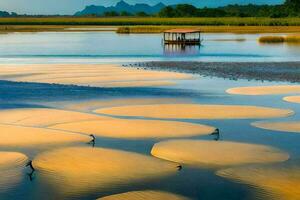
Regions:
[[0, 64, 192, 87], [227, 85, 300, 95], [0, 152, 27, 193], [0, 108, 109, 127], [151, 140, 289, 167], [283, 96, 300, 104], [252, 121, 300, 134], [50, 119, 215, 139], [98, 190, 190, 200], [34, 147, 178, 195], [65, 98, 190, 111], [0, 124, 90, 147], [217, 163, 300, 200], [95, 104, 294, 120]]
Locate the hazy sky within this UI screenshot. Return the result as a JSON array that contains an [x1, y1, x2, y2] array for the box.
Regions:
[[0, 0, 284, 15]]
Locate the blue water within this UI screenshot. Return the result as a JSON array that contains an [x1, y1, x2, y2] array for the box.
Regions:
[[0, 32, 300, 63], [0, 32, 300, 200]]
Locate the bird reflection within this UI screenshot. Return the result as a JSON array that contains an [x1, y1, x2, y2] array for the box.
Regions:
[[27, 170, 35, 182]]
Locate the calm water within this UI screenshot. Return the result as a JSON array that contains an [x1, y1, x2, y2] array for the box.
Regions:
[[0, 31, 300, 63], [0, 32, 300, 200]]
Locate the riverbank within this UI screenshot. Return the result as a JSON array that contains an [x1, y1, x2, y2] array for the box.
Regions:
[[1, 17, 300, 33], [127, 62, 300, 83], [2, 25, 300, 34]]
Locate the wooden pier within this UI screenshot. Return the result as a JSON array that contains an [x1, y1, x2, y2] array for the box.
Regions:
[[163, 29, 201, 45]]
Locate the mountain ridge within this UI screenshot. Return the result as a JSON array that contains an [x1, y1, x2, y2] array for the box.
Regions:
[[75, 0, 166, 16]]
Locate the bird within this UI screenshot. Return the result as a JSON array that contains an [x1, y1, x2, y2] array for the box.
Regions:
[[177, 165, 183, 171], [212, 128, 219, 135], [89, 134, 96, 143], [26, 160, 35, 171], [211, 128, 220, 141]]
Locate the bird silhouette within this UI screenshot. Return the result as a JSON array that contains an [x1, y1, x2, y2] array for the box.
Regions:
[[26, 160, 35, 171]]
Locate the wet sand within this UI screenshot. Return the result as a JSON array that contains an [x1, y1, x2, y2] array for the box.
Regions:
[[50, 119, 215, 139], [227, 85, 300, 95], [0, 152, 27, 193], [0, 64, 192, 88], [132, 62, 300, 83], [98, 190, 190, 200], [95, 104, 294, 120], [151, 140, 289, 167], [252, 121, 300, 134], [0, 152, 27, 169], [217, 162, 300, 200], [34, 147, 178, 195]]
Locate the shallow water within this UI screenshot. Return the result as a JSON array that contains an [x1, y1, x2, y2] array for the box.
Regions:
[[0, 32, 300, 63], [0, 32, 300, 200]]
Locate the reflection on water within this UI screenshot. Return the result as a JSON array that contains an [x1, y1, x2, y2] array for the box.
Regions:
[[0, 32, 300, 63], [163, 44, 200, 56]]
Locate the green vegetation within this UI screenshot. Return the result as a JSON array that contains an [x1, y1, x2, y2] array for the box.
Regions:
[[1, 17, 300, 26], [259, 36, 285, 43], [116, 25, 300, 34], [158, 0, 300, 18], [259, 35, 300, 43], [285, 35, 300, 42]]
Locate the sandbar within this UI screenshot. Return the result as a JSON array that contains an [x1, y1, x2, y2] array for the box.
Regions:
[[0, 124, 90, 147], [95, 104, 294, 119], [217, 163, 300, 200], [34, 147, 178, 195], [50, 119, 215, 139], [0, 108, 109, 127], [283, 96, 300, 104], [151, 140, 289, 167], [0, 64, 192, 88], [252, 121, 300, 134], [98, 190, 190, 200], [227, 85, 300, 95]]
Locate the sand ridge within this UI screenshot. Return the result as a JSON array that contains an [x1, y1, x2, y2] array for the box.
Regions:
[[0, 108, 111, 127], [151, 140, 289, 167], [283, 96, 300, 104], [98, 190, 190, 200], [50, 118, 216, 139], [64, 98, 190, 111], [252, 121, 300, 134], [0, 64, 192, 88], [95, 104, 294, 120], [34, 147, 178, 195], [217, 162, 300, 200], [0, 124, 91, 147], [227, 85, 300, 95]]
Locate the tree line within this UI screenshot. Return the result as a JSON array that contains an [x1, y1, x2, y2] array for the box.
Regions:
[[0, 0, 299, 18], [158, 0, 300, 18]]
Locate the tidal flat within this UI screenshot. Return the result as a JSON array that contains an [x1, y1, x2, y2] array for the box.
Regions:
[[0, 31, 300, 199]]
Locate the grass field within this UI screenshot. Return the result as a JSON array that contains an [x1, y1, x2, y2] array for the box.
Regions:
[[1, 17, 300, 33], [1, 17, 300, 26]]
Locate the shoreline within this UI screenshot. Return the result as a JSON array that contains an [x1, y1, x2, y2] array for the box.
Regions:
[[127, 61, 300, 83]]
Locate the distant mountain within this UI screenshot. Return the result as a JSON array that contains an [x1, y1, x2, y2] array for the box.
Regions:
[[75, 0, 166, 16], [0, 11, 17, 17]]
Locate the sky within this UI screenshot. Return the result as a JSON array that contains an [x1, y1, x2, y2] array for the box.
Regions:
[[0, 0, 284, 15]]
